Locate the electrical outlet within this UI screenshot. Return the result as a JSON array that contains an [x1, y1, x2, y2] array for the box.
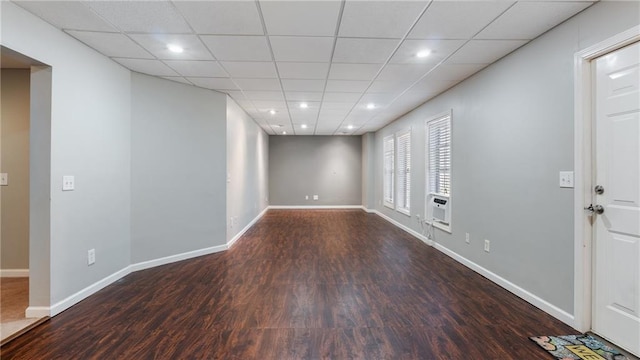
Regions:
[[416, 214, 421, 221], [88, 249, 96, 265], [62, 175, 75, 191], [305, 195, 309, 200], [313, 195, 319, 200], [484, 239, 490, 252], [0, 173, 8, 186], [465, 233, 470, 244]]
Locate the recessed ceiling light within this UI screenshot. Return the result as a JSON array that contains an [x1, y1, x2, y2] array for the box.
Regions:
[[299, 102, 309, 109], [366, 103, 376, 110], [269, 109, 276, 115], [167, 44, 184, 53], [282, 131, 287, 135], [301, 124, 308, 129], [416, 49, 431, 58], [347, 125, 354, 130]]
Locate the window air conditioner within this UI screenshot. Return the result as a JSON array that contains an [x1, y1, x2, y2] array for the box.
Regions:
[[430, 194, 450, 225]]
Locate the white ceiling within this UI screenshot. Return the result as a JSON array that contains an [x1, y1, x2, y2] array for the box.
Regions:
[[14, 0, 595, 135]]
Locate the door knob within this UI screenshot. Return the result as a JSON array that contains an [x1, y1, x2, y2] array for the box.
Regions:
[[585, 204, 604, 215]]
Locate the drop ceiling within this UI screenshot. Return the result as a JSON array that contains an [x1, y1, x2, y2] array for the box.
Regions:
[[14, 0, 595, 135]]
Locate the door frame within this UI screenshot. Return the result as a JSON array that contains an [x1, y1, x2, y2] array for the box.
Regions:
[[573, 25, 640, 333]]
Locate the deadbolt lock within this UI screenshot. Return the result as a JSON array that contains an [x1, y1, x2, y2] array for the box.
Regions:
[[594, 185, 604, 195]]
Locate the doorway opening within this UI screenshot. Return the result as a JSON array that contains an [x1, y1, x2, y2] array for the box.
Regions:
[[1, 46, 51, 345]]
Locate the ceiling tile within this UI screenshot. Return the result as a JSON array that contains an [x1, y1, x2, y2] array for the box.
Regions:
[[65, 31, 153, 59], [164, 60, 228, 77], [289, 98, 320, 106], [409, 1, 514, 40], [367, 80, 412, 94], [281, 79, 326, 92], [339, 1, 428, 38], [285, 92, 324, 102], [260, 1, 342, 36], [221, 62, 277, 78], [332, 38, 400, 63], [476, 2, 592, 40], [243, 91, 285, 101], [277, 62, 330, 79], [186, 77, 238, 90], [447, 40, 527, 64], [322, 92, 363, 103], [389, 39, 466, 64], [114, 58, 178, 77], [325, 80, 370, 93], [269, 36, 334, 62], [328, 64, 382, 80], [320, 102, 357, 110], [252, 100, 288, 109], [15, 1, 118, 32], [173, 1, 264, 35], [376, 63, 434, 81], [201, 36, 272, 61], [129, 34, 213, 60], [87, 1, 191, 33], [234, 78, 282, 91], [358, 93, 399, 108]]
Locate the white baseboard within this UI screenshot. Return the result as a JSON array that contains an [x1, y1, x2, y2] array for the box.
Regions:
[[370, 209, 574, 328], [129, 244, 228, 273], [0, 269, 29, 277], [49, 266, 131, 316], [433, 243, 575, 327], [227, 207, 268, 248], [269, 205, 364, 210], [372, 210, 434, 246], [362, 207, 376, 213], [25, 306, 50, 318]]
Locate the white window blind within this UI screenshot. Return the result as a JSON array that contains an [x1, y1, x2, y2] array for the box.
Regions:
[[383, 135, 395, 207], [427, 115, 451, 196], [396, 131, 411, 214]]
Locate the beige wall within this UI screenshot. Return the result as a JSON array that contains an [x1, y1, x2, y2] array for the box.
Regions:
[[1, 69, 30, 270]]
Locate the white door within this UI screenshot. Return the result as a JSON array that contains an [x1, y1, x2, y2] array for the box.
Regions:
[[592, 41, 640, 357]]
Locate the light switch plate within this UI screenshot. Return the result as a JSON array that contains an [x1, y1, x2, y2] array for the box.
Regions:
[[559, 171, 574, 188], [0, 173, 7, 186], [62, 175, 75, 191], [313, 195, 319, 200]]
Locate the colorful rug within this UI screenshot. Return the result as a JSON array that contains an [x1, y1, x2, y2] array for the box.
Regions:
[[530, 335, 631, 360]]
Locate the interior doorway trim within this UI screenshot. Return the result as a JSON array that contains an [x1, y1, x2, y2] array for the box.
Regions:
[[573, 24, 640, 332]]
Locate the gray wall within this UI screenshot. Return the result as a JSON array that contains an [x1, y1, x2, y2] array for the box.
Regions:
[[226, 98, 269, 241], [131, 73, 227, 262], [368, 1, 640, 315], [361, 132, 376, 210], [1, 69, 30, 270], [269, 135, 362, 206], [3, 2, 132, 307]]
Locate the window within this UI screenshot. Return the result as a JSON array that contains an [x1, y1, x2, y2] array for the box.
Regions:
[[426, 113, 451, 196], [396, 130, 411, 215], [383, 135, 394, 208]]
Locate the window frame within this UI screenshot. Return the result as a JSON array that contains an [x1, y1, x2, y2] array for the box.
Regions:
[[425, 110, 453, 233], [395, 129, 411, 216], [383, 135, 395, 209]]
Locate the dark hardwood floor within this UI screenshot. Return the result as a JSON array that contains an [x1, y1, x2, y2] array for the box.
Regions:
[[1, 210, 576, 359]]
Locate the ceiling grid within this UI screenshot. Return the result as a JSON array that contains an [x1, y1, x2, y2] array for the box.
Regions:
[[13, 0, 596, 135]]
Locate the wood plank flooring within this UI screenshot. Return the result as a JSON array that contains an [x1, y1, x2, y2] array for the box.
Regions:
[[0, 210, 576, 359]]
